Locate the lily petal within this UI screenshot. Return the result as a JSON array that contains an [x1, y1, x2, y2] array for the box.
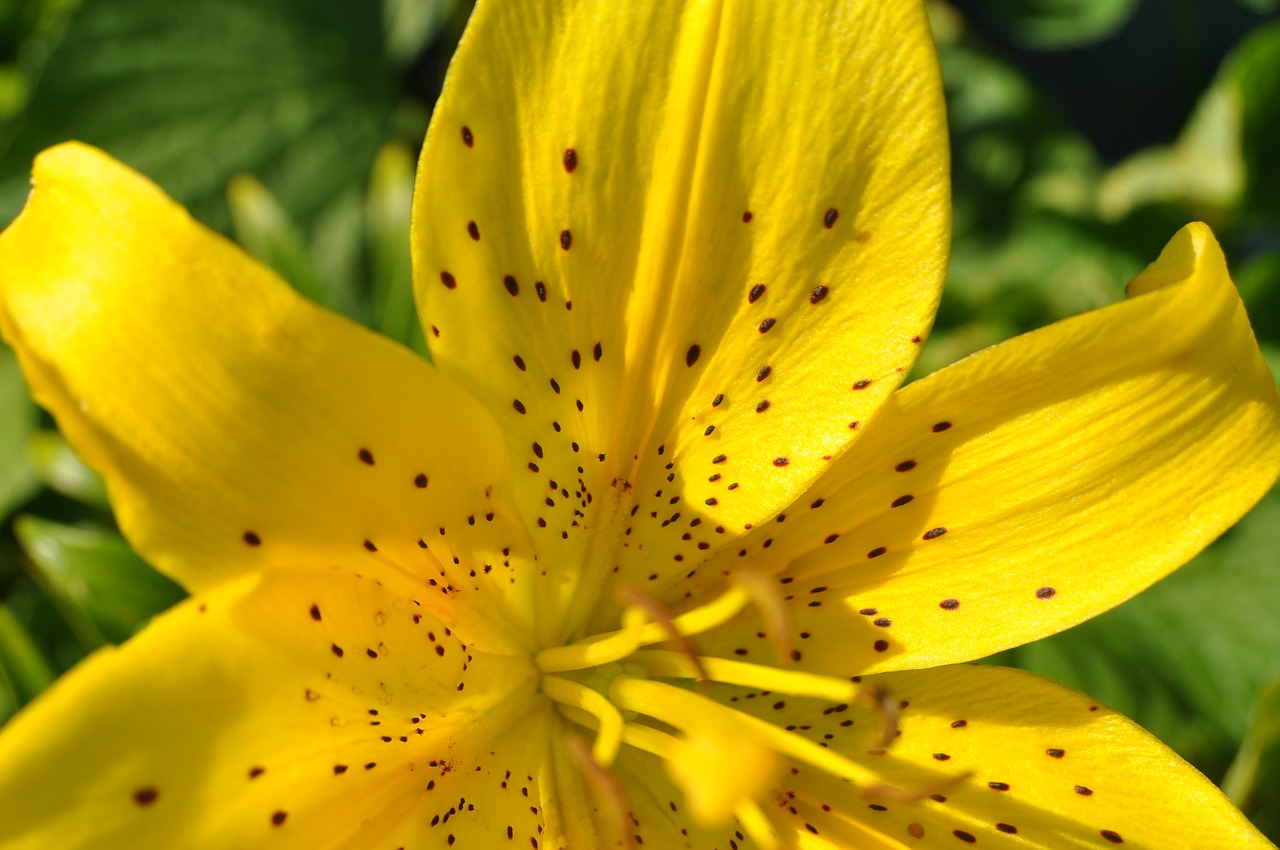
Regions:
[[413, 0, 949, 636], [694, 222, 1280, 672], [0, 143, 537, 648], [733, 663, 1273, 848], [0, 567, 536, 849]]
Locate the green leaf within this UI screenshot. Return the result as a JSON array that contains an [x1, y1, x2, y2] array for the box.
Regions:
[[1222, 676, 1280, 840], [991, 487, 1280, 780], [367, 142, 426, 354], [227, 174, 336, 309], [968, 0, 1140, 50], [1228, 20, 1280, 223], [0, 344, 37, 518], [24, 430, 107, 509], [1097, 83, 1245, 222], [382, 0, 462, 66], [0, 0, 395, 232], [13, 516, 185, 647], [0, 602, 55, 713]]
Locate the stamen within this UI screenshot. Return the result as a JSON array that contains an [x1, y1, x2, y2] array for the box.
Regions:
[[536, 585, 750, 673], [542, 676, 624, 766], [608, 677, 884, 787], [861, 769, 972, 804], [733, 571, 794, 664], [565, 733, 636, 850], [632, 650, 856, 702], [617, 585, 707, 680], [536, 606, 647, 673]]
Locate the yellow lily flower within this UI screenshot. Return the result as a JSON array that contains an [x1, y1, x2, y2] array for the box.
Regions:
[[1, 0, 1278, 847]]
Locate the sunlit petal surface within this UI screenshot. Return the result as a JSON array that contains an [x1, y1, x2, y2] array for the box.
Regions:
[[0, 144, 539, 651], [696, 222, 1280, 673], [413, 0, 948, 643]]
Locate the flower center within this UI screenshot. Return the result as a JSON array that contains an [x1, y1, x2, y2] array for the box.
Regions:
[[532, 579, 916, 848]]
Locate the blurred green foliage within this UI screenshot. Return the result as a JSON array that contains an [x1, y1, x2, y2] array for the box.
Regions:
[[0, 0, 1278, 837]]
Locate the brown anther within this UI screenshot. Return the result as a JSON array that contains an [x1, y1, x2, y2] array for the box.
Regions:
[[618, 585, 709, 681], [855, 687, 900, 749]]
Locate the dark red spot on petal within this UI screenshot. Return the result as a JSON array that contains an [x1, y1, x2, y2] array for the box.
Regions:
[[1101, 830, 1123, 844], [989, 782, 1010, 792], [686, 345, 701, 367], [923, 527, 947, 540], [757, 365, 772, 382], [933, 421, 952, 432], [891, 495, 914, 508], [461, 126, 474, 147], [996, 823, 1018, 835], [243, 531, 261, 546], [742, 211, 753, 223], [513, 399, 527, 414], [867, 547, 886, 558], [309, 604, 321, 621], [952, 830, 975, 843], [1036, 586, 1057, 599], [133, 787, 159, 806], [823, 208, 839, 228], [563, 148, 578, 171], [358, 448, 375, 465], [467, 221, 480, 241], [415, 473, 428, 488], [895, 460, 917, 472], [810, 285, 829, 304], [852, 379, 871, 390], [503, 275, 519, 296], [756, 400, 771, 413], [874, 640, 889, 652], [272, 811, 288, 826], [1046, 748, 1065, 758], [749, 283, 765, 303], [535, 281, 547, 302], [773, 457, 789, 467], [440, 271, 456, 289], [758, 317, 776, 333], [940, 598, 960, 610], [560, 230, 572, 250], [1075, 785, 1092, 796]]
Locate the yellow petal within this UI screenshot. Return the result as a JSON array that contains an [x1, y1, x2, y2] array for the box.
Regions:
[[733, 663, 1273, 848], [0, 567, 537, 849], [694, 223, 1280, 673], [0, 143, 537, 649], [413, 0, 949, 639]]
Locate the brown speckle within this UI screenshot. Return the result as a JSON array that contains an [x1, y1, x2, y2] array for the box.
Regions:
[[563, 148, 578, 172], [823, 208, 839, 228]]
